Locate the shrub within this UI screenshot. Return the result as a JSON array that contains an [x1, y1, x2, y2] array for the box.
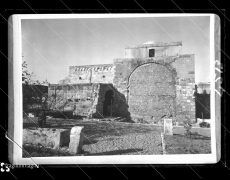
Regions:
[[136, 118, 149, 124], [183, 116, 192, 136], [199, 122, 210, 128]]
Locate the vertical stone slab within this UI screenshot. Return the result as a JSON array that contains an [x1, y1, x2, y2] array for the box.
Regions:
[[69, 126, 84, 154], [164, 119, 173, 135]]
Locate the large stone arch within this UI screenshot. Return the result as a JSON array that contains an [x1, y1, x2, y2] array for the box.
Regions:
[[128, 63, 176, 123]]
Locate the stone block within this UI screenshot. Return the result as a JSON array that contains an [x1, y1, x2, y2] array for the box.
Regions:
[[69, 126, 84, 154], [164, 119, 173, 135], [23, 128, 70, 149]]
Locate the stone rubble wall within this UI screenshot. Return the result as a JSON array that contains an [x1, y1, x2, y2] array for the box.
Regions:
[[171, 55, 196, 122], [113, 54, 195, 123], [48, 83, 127, 119], [128, 63, 176, 122], [48, 83, 101, 117]]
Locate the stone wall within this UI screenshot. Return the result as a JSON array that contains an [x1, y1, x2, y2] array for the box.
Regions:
[[171, 55, 196, 122], [48, 83, 128, 118], [128, 63, 176, 122], [113, 54, 195, 123], [49, 83, 100, 117], [58, 64, 114, 85]]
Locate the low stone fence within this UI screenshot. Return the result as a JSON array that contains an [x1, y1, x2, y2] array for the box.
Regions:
[[23, 126, 84, 154]]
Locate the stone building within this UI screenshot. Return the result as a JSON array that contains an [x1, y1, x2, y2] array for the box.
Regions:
[[49, 41, 196, 123]]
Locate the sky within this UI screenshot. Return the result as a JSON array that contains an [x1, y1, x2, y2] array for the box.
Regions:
[[21, 16, 210, 84]]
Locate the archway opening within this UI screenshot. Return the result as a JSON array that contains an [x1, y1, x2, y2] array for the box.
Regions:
[[103, 90, 114, 116]]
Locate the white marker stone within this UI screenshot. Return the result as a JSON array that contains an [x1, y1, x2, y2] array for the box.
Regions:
[[164, 119, 173, 135], [69, 126, 84, 154]]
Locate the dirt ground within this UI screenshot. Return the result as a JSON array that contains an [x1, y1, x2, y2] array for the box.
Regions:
[[164, 127, 211, 154], [23, 118, 211, 157]]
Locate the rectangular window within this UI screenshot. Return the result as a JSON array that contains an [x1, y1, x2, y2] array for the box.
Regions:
[[149, 49, 155, 57]]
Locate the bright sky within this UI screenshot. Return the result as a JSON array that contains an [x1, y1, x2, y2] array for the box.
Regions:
[[21, 16, 210, 84]]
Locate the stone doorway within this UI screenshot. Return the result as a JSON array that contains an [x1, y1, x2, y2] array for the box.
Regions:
[[103, 90, 114, 116], [128, 63, 176, 122]]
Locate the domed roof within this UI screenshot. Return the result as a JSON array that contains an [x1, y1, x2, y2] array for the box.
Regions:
[[143, 41, 155, 45]]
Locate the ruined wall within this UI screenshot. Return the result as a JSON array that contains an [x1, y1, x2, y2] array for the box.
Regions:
[[113, 54, 195, 123], [124, 42, 182, 58], [128, 63, 176, 122], [48, 83, 101, 117], [48, 83, 127, 118], [58, 64, 114, 85], [171, 55, 196, 122]]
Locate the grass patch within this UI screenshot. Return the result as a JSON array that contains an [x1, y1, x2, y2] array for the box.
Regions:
[[164, 127, 211, 154]]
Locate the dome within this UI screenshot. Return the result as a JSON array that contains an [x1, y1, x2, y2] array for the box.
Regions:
[[143, 41, 155, 45]]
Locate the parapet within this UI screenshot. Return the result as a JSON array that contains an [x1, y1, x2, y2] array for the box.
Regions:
[[124, 41, 182, 58], [125, 41, 182, 49], [69, 64, 113, 73]]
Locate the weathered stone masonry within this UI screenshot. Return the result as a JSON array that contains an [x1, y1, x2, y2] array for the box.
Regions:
[[49, 41, 195, 123], [59, 64, 114, 84]]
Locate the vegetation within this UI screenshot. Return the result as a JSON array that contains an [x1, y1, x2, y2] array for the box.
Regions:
[[199, 122, 210, 128], [164, 127, 211, 154], [22, 61, 69, 127], [183, 116, 192, 137]]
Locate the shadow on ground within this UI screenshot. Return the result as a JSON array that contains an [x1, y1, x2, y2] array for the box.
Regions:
[[173, 133, 211, 140], [165, 132, 211, 154], [85, 148, 143, 156], [83, 138, 98, 145], [23, 118, 162, 139]]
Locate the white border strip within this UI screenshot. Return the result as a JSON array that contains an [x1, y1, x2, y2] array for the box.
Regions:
[[210, 14, 217, 158], [16, 13, 214, 19]]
